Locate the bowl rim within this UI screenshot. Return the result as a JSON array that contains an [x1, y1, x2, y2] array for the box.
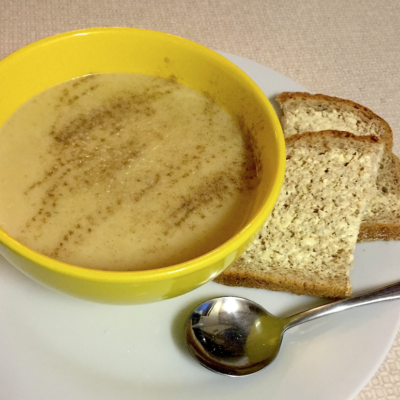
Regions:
[[0, 27, 286, 283]]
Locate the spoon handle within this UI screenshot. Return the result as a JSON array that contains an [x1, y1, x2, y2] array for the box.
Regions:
[[284, 281, 400, 331]]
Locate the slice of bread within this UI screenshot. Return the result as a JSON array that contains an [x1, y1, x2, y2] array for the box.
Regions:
[[214, 131, 384, 298], [276, 92, 400, 241], [277, 92, 393, 146], [359, 151, 400, 240]]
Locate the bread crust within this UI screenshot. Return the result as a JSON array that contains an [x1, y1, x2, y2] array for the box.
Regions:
[[358, 224, 400, 242], [213, 269, 350, 299]]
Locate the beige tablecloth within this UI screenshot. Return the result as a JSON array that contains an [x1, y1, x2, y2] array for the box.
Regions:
[[1, 1, 399, 399]]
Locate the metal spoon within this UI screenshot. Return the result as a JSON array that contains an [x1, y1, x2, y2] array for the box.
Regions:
[[184, 281, 400, 376]]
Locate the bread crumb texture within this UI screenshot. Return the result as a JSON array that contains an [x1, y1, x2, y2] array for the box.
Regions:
[[215, 132, 383, 298]]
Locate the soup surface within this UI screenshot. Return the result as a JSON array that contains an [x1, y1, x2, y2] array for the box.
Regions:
[[0, 73, 259, 270]]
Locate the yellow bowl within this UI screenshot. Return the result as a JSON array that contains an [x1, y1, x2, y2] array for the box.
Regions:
[[0, 28, 285, 304]]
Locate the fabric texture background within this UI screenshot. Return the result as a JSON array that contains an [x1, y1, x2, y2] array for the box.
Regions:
[[1, 1, 399, 398]]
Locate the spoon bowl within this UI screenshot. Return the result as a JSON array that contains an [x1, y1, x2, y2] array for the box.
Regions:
[[185, 281, 400, 376], [185, 296, 285, 376]]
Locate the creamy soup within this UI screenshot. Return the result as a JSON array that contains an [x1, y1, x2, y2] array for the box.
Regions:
[[0, 73, 259, 271]]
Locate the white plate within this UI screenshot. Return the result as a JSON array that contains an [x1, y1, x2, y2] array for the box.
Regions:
[[1, 52, 400, 400]]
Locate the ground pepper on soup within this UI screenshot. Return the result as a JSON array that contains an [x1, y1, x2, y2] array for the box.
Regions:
[[0, 73, 259, 271]]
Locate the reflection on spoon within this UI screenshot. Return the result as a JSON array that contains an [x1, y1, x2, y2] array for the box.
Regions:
[[184, 281, 400, 376]]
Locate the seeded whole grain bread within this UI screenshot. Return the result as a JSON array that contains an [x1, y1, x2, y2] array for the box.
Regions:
[[214, 131, 384, 298], [276, 92, 400, 241]]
